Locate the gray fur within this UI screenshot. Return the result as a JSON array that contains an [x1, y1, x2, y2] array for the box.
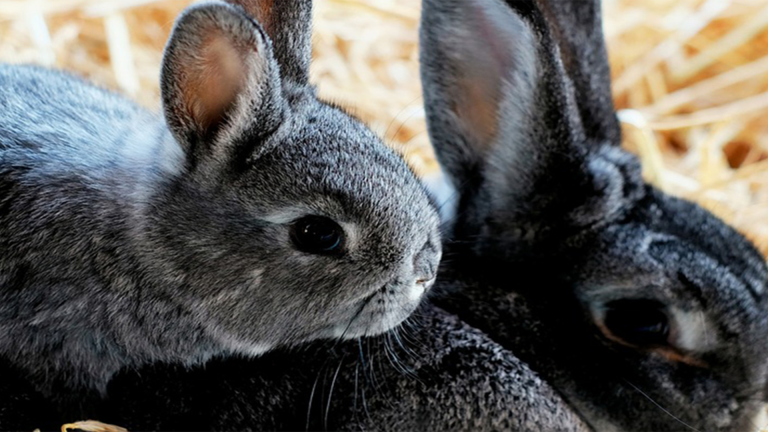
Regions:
[[421, 0, 768, 430], [0, 0, 440, 395], [227, 0, 313, 85]]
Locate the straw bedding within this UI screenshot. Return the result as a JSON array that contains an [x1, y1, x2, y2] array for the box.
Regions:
[[0, 1, 767, 429]]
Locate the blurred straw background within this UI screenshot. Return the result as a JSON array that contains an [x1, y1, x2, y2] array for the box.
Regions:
[[0, 0, 767, 256]]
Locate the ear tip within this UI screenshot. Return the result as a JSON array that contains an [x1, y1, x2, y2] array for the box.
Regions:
[[167, 0, 268, 52], [173, 1, 259, 32]]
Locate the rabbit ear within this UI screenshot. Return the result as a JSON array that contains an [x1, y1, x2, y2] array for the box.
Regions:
[[161, 2, 285, 161], [420, 0, 639, 238], [539, 0, 620, 143], [226, 0, 313, 85], [420, 0, 544, 197]]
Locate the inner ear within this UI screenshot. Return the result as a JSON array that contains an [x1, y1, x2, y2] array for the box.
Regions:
[[184, 32, 250, 133], [452, 57, 504, 151], [161, 3, 281, 152], [420, 0, 540, 194]]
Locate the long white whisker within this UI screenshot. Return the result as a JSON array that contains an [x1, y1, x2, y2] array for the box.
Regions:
[[623, 380, 702, 432], [323, 354, 346, 430]]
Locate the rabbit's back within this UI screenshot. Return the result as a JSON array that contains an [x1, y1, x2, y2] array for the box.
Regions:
[[0, 64, 181, 242], [0, 63, 180, 265], [0, 64, 176, 175], [0, 65, 189, 387]]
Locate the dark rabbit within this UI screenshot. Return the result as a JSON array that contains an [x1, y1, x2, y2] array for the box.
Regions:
[[0, 0, 441, 398], [420, 0, 768, 430], [42, 304, 584, 432]]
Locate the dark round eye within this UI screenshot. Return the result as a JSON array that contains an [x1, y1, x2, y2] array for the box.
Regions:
[[602, 299, 670, 347], [290, 216, 344, 255]]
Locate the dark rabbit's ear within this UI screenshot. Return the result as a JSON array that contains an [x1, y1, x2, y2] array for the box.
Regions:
[[537, 0, 620, 143], [161, 2, 285, 160], [227, 0, 313, 85], [420, 0, 640, 239], [419, 0, 545, 197]]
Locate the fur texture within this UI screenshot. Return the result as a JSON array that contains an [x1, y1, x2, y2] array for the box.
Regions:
[[3, 304, 586, 432], [0, 0, 440, 396], [420, 0, 768, 430], [3, 0, 765, 431]]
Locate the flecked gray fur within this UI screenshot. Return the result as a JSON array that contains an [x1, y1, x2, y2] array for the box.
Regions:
[[0, 0, 441, 397]]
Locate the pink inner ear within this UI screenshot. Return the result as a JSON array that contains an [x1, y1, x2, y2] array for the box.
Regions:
[[453, 73, 502, 153], [449, 1, 522, 152], [184, 31, 248, 132]]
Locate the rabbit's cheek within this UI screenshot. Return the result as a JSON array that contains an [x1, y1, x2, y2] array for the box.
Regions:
[[670, 308, 719, 352]]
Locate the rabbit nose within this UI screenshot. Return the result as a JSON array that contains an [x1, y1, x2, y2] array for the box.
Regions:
[[413, 238, 440, 283]]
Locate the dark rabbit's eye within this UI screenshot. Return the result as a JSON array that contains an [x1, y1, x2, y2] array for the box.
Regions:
[[290, 216, 344, 255], [602, 299, 670, 347]]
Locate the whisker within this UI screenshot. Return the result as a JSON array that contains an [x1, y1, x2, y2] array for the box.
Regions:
[[323, 353, 347, 430], [382, 331, 410, 378], [373, 337, 398, 411], [392, 325, 417, 360], [623, 379, 702, 432], [383, 95, 423, 140], [332, 296, 372, 348], [305, 300, 370, 431], [357, 339, 374, 425], [389, 105, 424, 145], [306, 357, 330, 431]]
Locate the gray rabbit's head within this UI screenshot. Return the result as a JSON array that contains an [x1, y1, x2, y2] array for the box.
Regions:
[[0, 0, 439, 394], [420, 0, 768, 430], [152, 0, 441, 351]]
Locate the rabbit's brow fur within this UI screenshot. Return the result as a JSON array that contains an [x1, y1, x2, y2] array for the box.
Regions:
[[0, 0, 441, 398], [2, 0, 768, 431]]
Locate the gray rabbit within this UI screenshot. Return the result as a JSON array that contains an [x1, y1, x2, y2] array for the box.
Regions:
[[420, 0, 768, 430], [0, 0, 441, 398], [7, 0, 766, 431]]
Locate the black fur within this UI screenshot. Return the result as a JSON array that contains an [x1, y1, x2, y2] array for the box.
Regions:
[[421, 0, 768, 430]]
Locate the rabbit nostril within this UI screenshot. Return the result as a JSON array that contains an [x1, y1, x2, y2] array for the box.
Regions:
[[414, 239, 439, 271], [416, 275, 436, 286]]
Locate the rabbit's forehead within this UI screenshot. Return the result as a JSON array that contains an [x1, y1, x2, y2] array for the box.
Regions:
[[584, 228, 763, 300], [573, 189, 768, 303], [239, 110, 440, 244]]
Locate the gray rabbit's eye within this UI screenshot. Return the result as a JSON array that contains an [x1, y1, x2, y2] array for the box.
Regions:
[[603, 299, 670, 347], [290, 216, 345, 255]]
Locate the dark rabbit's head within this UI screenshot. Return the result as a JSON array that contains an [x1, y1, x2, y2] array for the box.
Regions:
[[152, 0, 440, 352], [420, 0, 768, 430]]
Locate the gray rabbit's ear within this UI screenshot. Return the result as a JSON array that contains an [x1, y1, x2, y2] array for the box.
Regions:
[[226, 0, 313, 85], [161, 2, 285, 160]]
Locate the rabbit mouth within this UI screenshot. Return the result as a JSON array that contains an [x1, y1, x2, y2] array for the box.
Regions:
[[327, 280, 429, 340]]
